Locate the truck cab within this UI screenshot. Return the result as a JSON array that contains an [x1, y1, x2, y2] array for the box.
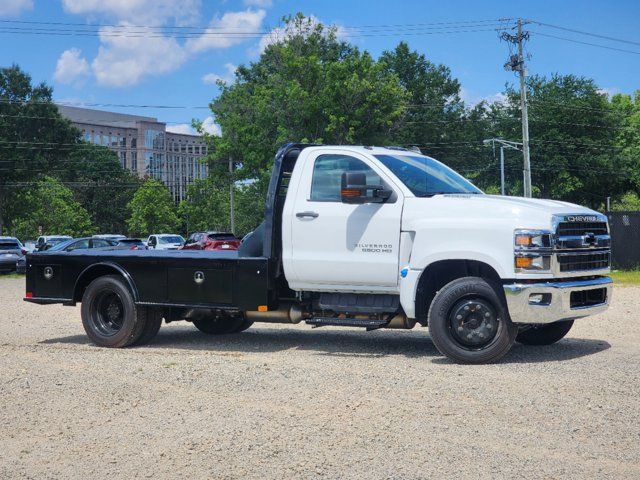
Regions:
[[24, 144, 612, 364]]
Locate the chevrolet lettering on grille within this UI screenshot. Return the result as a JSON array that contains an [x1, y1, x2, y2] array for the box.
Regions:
[[566, 215, 598, 222]]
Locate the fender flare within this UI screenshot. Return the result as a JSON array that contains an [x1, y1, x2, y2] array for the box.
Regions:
[[74, 262, 139, 302]]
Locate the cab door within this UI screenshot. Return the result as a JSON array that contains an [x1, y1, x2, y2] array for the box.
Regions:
[[287, 151, 403, 290]]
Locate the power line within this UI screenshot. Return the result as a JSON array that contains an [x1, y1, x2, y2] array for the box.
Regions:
[[529, 20, 640, 47], [0, 25, 503, 39], [531, 31, 640, 55]]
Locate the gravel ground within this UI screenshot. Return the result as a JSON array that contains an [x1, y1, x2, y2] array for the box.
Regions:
[[1, 276, 639, 479]]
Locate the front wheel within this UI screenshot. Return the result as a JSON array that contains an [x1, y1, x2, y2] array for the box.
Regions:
[[516, 320, 574, 345], [428, 277, 518, 364]]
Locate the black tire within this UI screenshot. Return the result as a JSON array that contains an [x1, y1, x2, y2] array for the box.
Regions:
[[133, 307, 164, 345], [428, 276, 518, 364], [233, 317, 254, 333], [516, 320, 574, 345], [192, 314, 246, 335], [81, 275, 146, 348]]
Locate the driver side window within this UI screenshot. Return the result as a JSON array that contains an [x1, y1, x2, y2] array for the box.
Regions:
[[310, 154, 381, 202]]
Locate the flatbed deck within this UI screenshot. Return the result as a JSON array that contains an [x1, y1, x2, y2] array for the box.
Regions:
[[25, 249, 270, 311]]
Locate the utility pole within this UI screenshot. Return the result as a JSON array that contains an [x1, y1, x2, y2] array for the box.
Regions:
[[229, 157, 235, 234], [501, 19, 532, 197], [483, 138, 523, 196]]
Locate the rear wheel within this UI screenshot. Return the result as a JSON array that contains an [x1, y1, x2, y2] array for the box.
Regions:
[[192, 314, 249, 335], [133, 307, 164, 345], [81, 275, 146, 347], [428, 277, 518, 364], [516, 320, 574, 345]]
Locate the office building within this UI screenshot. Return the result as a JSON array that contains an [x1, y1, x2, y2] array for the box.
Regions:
[[57, 105, 208, 202]]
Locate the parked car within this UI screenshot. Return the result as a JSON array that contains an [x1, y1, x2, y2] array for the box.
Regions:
[[35, 235, 72, 251], [22, 240, 37, 253], [47, 237, 119, 252], [146, 234, 184, 250], [181, 232, 241, 251], [93, 234, 127, 242], [0, 237, 25, 273], [115, 238, 148, 250]]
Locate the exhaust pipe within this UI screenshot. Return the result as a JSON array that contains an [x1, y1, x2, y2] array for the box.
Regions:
[[244, 304, 306, 324]]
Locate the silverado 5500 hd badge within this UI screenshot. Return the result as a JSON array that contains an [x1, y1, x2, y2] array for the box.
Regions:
[[355, 243, 393, 253]]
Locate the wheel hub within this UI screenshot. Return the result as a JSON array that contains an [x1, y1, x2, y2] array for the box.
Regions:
[[449, 299, 498, 348], [95, 291, 125, 335]]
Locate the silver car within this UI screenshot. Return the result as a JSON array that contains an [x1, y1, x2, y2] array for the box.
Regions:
[[0, 237, 25, 273]]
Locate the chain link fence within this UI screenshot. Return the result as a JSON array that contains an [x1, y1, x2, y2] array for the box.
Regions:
[[607, 211, 640, 270]]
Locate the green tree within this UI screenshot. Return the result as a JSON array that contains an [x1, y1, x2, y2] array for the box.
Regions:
[[379, 42, 477, 169], [0, 65, 81, 233], [481, 74, 631, 207], [10, 176, 94, 238], [209, 13, 408, 182], [611, 192, 640, 211], [611, 91, 640, 194], [127, 179, 179, 236], [178, 175, 268, 237], [61, 144, 142, 233]]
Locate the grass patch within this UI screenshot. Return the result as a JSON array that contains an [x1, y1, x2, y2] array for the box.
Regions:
[[0, 273, 24, 280], [610, 270, 640, 286]]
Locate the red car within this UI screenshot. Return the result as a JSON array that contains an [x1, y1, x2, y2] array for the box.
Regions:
[[181, 232, 241, 251]]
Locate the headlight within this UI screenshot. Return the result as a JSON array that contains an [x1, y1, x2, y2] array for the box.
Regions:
[[514, 230, 552, 249], [514, 254, 551, 271], [514, 229, 553, 272]]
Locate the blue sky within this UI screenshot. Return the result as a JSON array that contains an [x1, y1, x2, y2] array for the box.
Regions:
[[1, 0, 639, 134]]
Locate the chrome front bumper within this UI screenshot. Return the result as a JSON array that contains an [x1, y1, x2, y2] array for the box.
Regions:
[[503, 276, 612, 324]]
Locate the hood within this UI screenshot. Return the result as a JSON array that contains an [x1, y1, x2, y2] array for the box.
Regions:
[[402, 194, 602, 231]]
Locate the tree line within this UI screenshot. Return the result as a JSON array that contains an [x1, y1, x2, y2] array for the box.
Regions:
[[1, 13, 639, 240]]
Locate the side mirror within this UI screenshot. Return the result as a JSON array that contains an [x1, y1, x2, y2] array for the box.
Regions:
[[340, 172, 392, 204]]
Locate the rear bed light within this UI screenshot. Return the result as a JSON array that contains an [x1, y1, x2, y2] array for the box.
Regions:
[[25, 292, 33, 298]]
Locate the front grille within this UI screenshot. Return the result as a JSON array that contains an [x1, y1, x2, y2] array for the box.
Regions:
[[570, 288, 607, 308], [558, 251, 610, 272], [556, 221, 608, 236]]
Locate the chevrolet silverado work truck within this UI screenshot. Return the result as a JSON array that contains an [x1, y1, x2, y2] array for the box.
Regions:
[[24, 144, 612, 363]]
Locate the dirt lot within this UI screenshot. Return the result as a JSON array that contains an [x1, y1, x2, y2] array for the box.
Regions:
[[1, 277, 639, 479]]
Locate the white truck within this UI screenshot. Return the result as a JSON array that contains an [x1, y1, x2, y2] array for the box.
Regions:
[[24, 144, 612, 364]]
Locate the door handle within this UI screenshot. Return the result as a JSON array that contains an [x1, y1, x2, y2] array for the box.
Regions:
[[296, 211, 319, 219]]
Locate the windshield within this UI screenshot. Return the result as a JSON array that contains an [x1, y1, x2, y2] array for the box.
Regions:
[[0, 241, 20, 249], [48, 239, 75, 251], [159, 236, 184, 244], [374, 154, 483, 196]]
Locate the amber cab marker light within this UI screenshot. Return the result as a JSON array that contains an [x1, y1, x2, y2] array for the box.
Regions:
[[25, 292, 33, 298], [258, 305, 268, 312], [515, 257, 533, 268]]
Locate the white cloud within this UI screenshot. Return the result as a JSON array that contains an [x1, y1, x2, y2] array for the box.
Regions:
[[243, 0, 272, 6], [186, 9, 266, 53], [201, 116, 222, 136], [0, 0, 33, 17], [255, 15, 347, 55], [460, 87, 506, 106], [56, 4, 267, 87], [91, 25, 187, 87], [167, 117, 221, 136], [166, 123, 196, 135], [597, 87, 620, 98], [61, 0, 201, 26], [54, 48, 90, 85], [202, 63, 237, 86]]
